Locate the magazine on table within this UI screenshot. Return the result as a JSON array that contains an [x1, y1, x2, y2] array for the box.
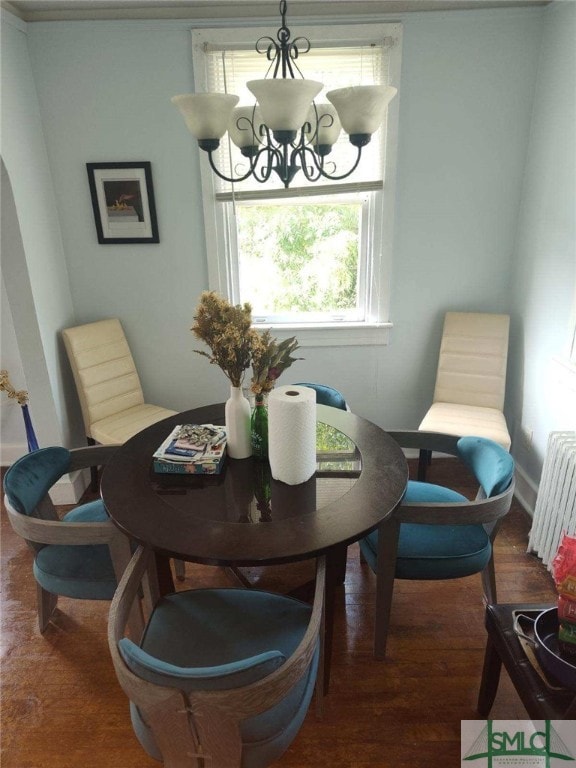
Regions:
[[153, 424, 227, 474]]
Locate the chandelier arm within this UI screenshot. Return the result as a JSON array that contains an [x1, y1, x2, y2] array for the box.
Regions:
[[252, 145, 282, 183], [315, 145, 365, 182], [252, 126, 284, 183], [295, 145, 323, 182], [205, 151, 259, 184]]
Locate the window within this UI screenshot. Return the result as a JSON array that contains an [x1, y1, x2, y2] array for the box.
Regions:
[[191, 22, 402, 346], [237, 197, 364, 323], [570, 283, 576, 363]]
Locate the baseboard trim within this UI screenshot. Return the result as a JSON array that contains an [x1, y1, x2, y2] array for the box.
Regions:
[[51, 469, 90, 505], [513, 462, 538, 518], [0, 442, 28, 467]]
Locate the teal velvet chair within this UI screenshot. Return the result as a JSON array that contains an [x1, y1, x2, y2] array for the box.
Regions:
[[108, 546, 325, 768], [3, 445, 134, 633], [294, 383, 349, 410], [359, 433, 515, 659]]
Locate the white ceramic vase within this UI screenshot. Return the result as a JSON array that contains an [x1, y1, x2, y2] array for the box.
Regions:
[[225, 386, 252, 459]]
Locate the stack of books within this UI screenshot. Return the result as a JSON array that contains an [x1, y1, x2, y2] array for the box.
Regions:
[[153, 424, 227, 474]]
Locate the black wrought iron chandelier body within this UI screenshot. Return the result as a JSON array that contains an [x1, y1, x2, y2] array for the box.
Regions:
[[172, 0, 397, 188]]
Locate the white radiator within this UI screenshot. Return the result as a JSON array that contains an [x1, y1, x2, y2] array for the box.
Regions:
[[528, 431, 576, 569]]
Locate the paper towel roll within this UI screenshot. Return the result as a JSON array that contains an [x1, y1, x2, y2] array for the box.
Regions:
[[268, 385, 317, 485]]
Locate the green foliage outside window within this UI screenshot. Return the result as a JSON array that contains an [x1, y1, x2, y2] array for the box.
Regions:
[[316, 422, 355, 452], [237, 203, 361, 315], [316, 422, 360, 472]]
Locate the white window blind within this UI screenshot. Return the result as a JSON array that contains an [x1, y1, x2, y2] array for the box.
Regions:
[[203, 39, 396, 199]]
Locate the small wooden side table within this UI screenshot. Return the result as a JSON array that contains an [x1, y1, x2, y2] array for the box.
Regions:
[[478, 603, 576, 719]]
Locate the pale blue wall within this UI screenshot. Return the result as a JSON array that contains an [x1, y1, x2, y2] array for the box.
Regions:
[[380, 8, 542, 429], [2, 4, 573, 496], [1, 13, 78, 449], [509, 1, 576, 489], [23, 8, 542, 420], [26, 21, 217, 411]]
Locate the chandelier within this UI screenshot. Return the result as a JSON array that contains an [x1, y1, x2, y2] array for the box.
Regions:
[[172, 0, 397, 189]]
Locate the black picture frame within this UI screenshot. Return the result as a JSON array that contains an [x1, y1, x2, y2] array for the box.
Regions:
[[86, 161, 159, 244]]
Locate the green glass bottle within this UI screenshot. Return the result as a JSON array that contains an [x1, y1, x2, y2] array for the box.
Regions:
[[250, 393, 268, 460], [253, 460, 272, 522]]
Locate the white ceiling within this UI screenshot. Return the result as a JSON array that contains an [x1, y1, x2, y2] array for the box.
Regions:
[[1, 0, 551, 22]]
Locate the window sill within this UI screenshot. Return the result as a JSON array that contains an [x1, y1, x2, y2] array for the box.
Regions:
[[252, 322, 393, 347]]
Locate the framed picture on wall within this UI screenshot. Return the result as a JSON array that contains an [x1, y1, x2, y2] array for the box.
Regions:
[[86, 161, 159, 244]]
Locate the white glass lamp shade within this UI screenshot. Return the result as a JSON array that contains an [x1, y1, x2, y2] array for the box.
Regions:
[[228, 106, 264, 148], [304, 103, 342, 146], [246, 79, 323, 132], [171, 93, 239, 140], [326, 85, 397, 135]]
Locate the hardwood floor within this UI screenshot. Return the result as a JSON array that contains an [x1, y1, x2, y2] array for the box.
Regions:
[[1, 459, 558, 767]]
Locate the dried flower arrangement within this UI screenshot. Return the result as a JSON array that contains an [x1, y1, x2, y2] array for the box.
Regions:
[[191, 291, 257, 388], [250, 329, 301, 395], [191, 292, 302, 391]]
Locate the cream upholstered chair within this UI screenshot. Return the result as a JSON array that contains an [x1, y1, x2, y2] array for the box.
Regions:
[[62, 319, 176, 449], [418, 312, 511, 480], [62, 319, 184, 578], [62, 318, 177, 486]]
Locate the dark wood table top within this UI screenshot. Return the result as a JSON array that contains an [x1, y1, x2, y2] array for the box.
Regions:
[[101, 403, 408, 566]]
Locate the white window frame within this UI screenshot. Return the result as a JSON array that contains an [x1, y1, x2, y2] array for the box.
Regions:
[[192, 22, 402, 347], [571, 282, 576, 363]]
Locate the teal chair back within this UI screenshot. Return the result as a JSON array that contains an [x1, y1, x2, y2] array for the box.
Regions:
[[4, 447, 70, 519], [457, 436, 514, 497], [294, 382, 348, 410]]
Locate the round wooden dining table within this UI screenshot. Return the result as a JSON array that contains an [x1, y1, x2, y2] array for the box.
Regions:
[[101, 402, 408, 688]]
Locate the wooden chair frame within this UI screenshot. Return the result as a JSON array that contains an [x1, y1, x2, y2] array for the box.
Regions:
[[108, 546, 326, 768], [371, 431, 515, 660]]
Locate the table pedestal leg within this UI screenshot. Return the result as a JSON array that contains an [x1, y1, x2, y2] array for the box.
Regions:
[[375, 516, 400, 660], [155, 553, 175, 594], [324, 544, 348, 692]]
